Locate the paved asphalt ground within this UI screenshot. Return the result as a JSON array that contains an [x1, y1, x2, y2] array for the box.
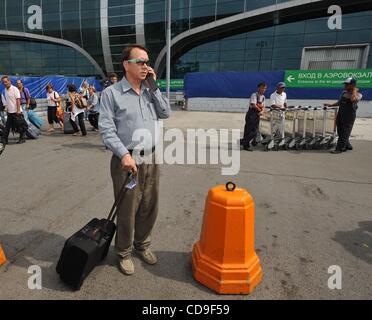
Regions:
[[0, 110, 372, 300]]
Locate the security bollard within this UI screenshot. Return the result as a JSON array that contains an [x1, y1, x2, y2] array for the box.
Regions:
[[0, 245, 7, 266], [192, 182, 263, 294]]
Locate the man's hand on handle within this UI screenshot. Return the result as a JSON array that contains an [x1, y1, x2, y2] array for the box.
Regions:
[[121, 153, 138, 175]]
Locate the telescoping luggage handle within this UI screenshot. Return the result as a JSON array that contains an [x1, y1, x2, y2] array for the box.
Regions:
[[107, 171, 136, 222], [93, 172, 136, 242]]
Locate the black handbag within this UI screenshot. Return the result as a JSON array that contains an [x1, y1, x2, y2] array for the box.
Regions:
[[14, 113, 28, 133]]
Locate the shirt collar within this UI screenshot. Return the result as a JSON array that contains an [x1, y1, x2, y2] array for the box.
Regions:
[[120, 77, 149, 95]]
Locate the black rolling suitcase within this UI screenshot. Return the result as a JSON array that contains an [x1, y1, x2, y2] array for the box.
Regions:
[[56, 179, 130, 290], [63, 112, 75, 134]]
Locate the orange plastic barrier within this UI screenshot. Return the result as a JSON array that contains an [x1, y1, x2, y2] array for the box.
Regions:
[[0, 245, 7, 266], [192, 182, 263, 294]]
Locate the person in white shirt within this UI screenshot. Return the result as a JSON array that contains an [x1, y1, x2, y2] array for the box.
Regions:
[[270, 82, 288, 109], [87, 86, 100, 131], [46, 83, 63, 132], [67, 84, 87, 136], [79, 81, 90, 121], [1, 75, 26, 144]]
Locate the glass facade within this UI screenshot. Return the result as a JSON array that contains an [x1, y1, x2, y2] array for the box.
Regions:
[[0, 39, 98, 76], [0, 0, 371, 79], [107, 0, 137, 73], [0, 0, 103, 77], [171, 10, 372, 78]]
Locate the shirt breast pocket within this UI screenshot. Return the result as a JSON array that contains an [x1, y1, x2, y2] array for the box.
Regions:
[[116, 103, 127, 117]]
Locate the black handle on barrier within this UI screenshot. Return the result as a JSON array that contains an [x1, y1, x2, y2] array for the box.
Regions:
[[225, 182, 236, 192]]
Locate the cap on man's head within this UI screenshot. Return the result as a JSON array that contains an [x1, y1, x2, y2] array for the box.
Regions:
[[277, 82, 286, 88], [344, 77, 357, 85]]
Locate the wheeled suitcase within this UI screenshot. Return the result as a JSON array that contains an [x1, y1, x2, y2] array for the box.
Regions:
[[0, 141, 4, 156], [25, 121, 41, 140], [56, 178, 131, 290], [27, 110, 44, 129], [63, 112, 74, 134]]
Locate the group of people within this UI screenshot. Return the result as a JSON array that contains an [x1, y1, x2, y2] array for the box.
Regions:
[[46, 82, 102, 136], [240, 78, 362, 154], [0, 77, 108, 145], [1, 76, 28, 144]]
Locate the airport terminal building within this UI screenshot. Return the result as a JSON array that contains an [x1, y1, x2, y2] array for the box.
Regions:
[[0, 0, 372, 79]]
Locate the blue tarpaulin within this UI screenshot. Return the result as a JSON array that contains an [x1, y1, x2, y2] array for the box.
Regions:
[[184, 71, 372, 100], [0, 75, 103, 99], [285, 87, 372, 100], [185, 71, 284, 99]]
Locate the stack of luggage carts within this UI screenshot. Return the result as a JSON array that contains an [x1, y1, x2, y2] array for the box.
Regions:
[[256, 106, 339, 151]]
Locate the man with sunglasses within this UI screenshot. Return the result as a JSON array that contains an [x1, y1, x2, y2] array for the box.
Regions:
[[99, 44, 171, 276]]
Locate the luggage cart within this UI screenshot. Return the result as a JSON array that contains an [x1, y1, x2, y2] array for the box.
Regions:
[[277, 108, 291, 150], [260, 105, 338, 152], [259, 107, 272, 146], [287, 106, 302, 150], [296, 106, 312, 150], [307, 107, 323, 150], [264, 108, 286, 151], [318, 107, 338, 150]]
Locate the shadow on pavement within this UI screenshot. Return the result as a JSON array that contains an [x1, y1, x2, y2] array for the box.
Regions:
[[0, 229, 71, 292], [139, 250, 215, 295], [333, 221, 372, 265]]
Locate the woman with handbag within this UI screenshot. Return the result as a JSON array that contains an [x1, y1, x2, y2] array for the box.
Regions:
[[46, 84, 64, 132], [67, 84, 87, 136]]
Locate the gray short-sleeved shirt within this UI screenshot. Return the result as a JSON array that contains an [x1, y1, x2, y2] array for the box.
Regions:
[[249, 92, 265, 109]]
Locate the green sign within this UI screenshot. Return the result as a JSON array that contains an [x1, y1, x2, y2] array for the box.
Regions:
[[285, 69, 372, 88], [156, 79, 184, 90]]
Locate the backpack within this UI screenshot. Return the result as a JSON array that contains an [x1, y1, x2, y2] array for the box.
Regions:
[[74, 94, 85, 109], [22, 88, 37, 110]]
